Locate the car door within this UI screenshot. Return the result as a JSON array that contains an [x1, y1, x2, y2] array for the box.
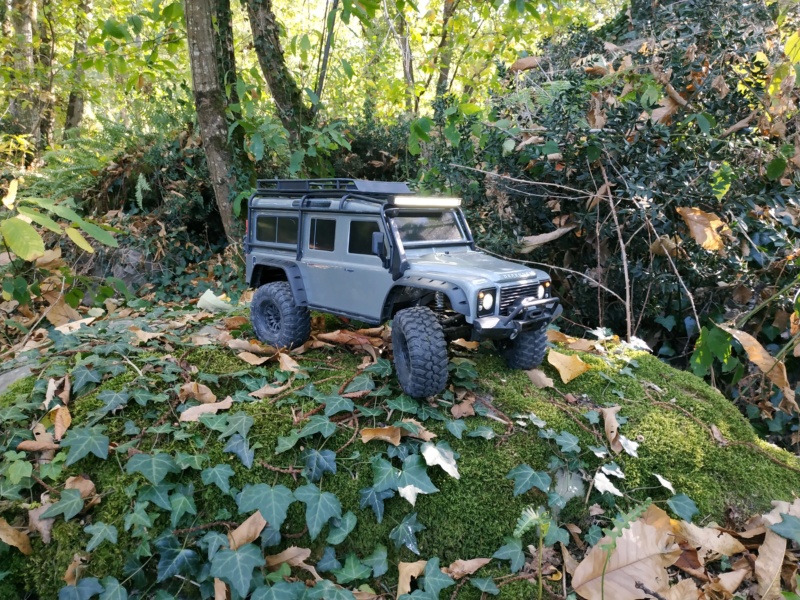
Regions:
[[302, 215, 393, 322]]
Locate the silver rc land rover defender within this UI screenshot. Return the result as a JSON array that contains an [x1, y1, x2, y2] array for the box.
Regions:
[[244, 179, 561, 398]]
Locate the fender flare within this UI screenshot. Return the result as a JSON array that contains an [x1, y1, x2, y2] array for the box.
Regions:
[[248, 258, 308, 306], [382, 276, 470, 321]]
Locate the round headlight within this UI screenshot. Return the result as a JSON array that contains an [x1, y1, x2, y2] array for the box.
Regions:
[[482, 293, 494, 311], [537, 285, 546, 299]]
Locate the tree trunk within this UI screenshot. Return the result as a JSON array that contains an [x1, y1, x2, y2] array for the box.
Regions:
[[314, 0, 339, 104], [243, 0, 313, 139], [10, 0, 35, 134], [383, 0, 415, 113], [434, 0, 458, 100], [185, 0, 239, 242], [36, 0, 55, 150], [64, 0, 91, 135]]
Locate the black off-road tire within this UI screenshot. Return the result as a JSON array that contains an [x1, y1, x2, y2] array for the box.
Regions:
[[250, 282, 311, 349], [392, 307, 449, 398], [501, 327, 547, 370]]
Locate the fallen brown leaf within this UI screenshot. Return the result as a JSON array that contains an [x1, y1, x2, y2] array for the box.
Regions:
[[401, 418, 437, 442], [65, 475, 100, 509], [0, 517, 32, 555], [452, 338, 479, 350], [547, 350, 590, 383], [28, 503, 54, 544], [547, 330, 573, 344], [265, 546, 321, 581], [179, 397, 234, 422], [179, 382, 217, 404], [442, 558, 491, 579], [214, 578, 229, 600], [224, 316, 249, 330], [676, 206, 729, 253], [526, 368, 554, 389], [509, 56, 541, 72], [397, 561, 427, 598], [228, 511, 266, 550], [249, 381, 292, 399], [46, 299, 81, 327], [129, 326, 163, 344], [55, 317, 96, 334], [50, 405, 72, 441], [278, 353, 303, 373], [237, 351, 271, 366], [663, 579, 700, 600], [63, 553, 87, 585], [17, 439, 60, 452], [674, 521, 746, 561], [361, 426, 402, 446], [600, 406, 623, 454], [519, 226, 576, 254], [561, 543, 579, 576]]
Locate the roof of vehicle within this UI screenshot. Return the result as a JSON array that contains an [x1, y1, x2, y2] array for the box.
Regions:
[[255, 178, 413, 196]]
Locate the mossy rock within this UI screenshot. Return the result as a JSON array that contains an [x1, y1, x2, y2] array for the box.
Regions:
[[2, 342, 800, 599]]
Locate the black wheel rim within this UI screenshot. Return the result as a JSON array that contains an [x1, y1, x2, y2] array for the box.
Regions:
[[262, 300, 282, 334]]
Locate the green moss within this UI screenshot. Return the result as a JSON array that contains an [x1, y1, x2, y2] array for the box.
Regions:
[[8, 343, 800, 599], [0, 375, 36, 408]]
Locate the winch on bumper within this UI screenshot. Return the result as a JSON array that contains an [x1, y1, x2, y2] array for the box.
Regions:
[[472, 296, 562, 340]]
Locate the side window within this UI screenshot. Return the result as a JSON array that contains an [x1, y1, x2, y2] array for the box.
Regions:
[[255, 215, 297, 245], [349, 220, 381, 255], [309, 218, 336, 252]]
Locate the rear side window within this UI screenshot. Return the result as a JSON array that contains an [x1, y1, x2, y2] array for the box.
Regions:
[[349, 220, 381, 255], [255, 215, 297, 245], [309, 218, 336, 252]]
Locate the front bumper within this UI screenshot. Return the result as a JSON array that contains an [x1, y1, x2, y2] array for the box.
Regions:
[[473, 296, 561, 340]]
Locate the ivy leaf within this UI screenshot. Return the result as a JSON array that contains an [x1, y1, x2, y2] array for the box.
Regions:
[[126, 452, 180, 485], [470, 577, 500, 595], [326, 511, 357, 545], [174, 452, 207, 471], [389, 512, 426, 555], [371, 455, 401, 492], [224, 434, 254, 468], [201, 464, 235, 494], [493, 537, 525, 573], [555, 430, 581, 454], [294, 483, 342, 541], [219, 412, 254, 440], [358, 486, 395, 523], [767, 156, 787, 181], [170, 491, 197, 528], [61, 426, 109, 466], [344, 373, 374, 395], [155, 534, 201, 583], [138, 484, 173, 511], [303, 448, 337, 482], [319, 394, 354, 417], [397, 454, 439, 495], [318, 546, 342, 572], [251, 581, 307, 600], [387, 396, 418, 414], [467, 426, 496, 440], [299, 415, 337, 438], [364, 358, 392, 377], [71, 365, 102, 394], [237, 484, 294, 530], [99, 576, 128, 600], [769, 513, 800, 543], [58, 578, 104, 600], [210, 543, 265, 597], [333, 553, 372, 584], [445, 419, 467, 439], [506, 464, 551, 496], [199, 531, 229, 561], [123, 501, 153, 531], [41, 489, 84, 521], [667, 493, 699, 522], [419, 557, 454, 597], [84, 522, 118, 552], [308, 580, 356, 600], [96, 390, 130, 414], [362, 543, 388, 577]]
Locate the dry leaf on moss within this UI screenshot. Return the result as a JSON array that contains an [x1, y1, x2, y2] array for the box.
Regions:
[[46, 299, 81, 327], [397, 561, 427, 598], [547, 351, 590, 383], [718, 325, 798, 414], [249, 381, 292, 399], [421, 442, 459, 479], [674, 521, 746, 561], [0, 517, 32, 555], [179, 382, 217, 404], [600, 406, 623, 454], [129, 326, 163, 344], [278, 353, 303, 373], [265, 546, 321, 581], [228, 511, 266, 550], [17, 439, 60, 452], [401, 418, 437, 442], [63, 553, 88, 585], [452, 338, 479, 350], [361, 426, 402, 446], [50, 405, 72, 441], [180, 397, 233, 422], [676, 206, 729, 253], [561, 543, 579, 575], [442, 558, 490, 579], [547, 330, 573, 343], [28, 503, 54, 544], [572, 520, 681, 600], [223, 316, 249, 330], [237, 351, 270, 366], [526, 369, 554, 389]]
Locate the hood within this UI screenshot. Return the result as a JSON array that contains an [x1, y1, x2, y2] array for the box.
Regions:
[[406, 250, 542, 284]]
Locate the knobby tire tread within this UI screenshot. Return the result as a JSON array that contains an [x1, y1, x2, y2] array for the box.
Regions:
[[393, 306, 449, 398], [251, 282, 311, 349]]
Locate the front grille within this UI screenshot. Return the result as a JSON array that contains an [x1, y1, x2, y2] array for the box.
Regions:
[[499, 281, 539, 315]]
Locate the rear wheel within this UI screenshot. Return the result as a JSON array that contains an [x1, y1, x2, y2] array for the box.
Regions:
[[251, 282, 311, 349], [500, 327, 547, 370], [392, 307, 449, 398]]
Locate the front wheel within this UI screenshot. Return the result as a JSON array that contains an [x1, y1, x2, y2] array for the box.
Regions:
[[392, 307, 449, 398], [250, 282, 311, 349], [500, 327, 547, 370]]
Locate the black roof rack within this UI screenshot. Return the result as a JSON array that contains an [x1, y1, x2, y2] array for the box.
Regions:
[[255, 178, 412, 196]]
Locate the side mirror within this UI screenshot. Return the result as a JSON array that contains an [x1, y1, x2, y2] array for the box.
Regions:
[[371, 231, 385, 257]]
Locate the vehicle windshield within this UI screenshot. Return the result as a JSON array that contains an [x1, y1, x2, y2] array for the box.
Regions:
[[391, 210, 466, 245]]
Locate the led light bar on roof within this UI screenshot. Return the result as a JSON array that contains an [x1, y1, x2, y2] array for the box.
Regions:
[[392, 197, 462, 207]]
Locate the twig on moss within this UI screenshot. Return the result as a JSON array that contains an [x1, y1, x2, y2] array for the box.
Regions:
[[259, 460, 303, 479], [449, 577, 470, 600], [172, 520, 239, 536], [335, 417, 361, 453], [284, 525, 308, 539], [31, 473, 59, 495]]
